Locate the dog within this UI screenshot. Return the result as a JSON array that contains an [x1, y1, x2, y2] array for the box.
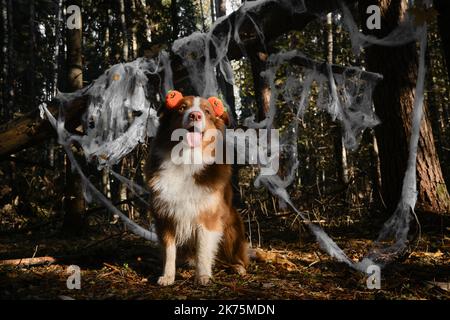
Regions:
[[145, 91, 248, 286]]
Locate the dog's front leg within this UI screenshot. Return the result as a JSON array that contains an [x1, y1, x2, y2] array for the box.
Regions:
[[195, 225, 222, 285], [158, 238, 176, 286]]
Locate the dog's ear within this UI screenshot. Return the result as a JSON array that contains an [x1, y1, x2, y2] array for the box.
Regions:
[[208, 96, 229, 126], [208, 97, 224, 116], [219, 110, 230, 126], [165, 90, 183, 109]]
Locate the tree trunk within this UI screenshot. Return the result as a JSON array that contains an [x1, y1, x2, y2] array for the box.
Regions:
[[434, 0, 450, 79], [49, 0, 63, 168], [3, 0, 14, 119], [199, 0, 206, 32], [171, 0, 179, 40], [426, 44, 444, 170], [102, 170, 111, 198], [63, 1, 85, 234], [362, 0, 450, 214], [249, 50, 271, 121], [434, 1, 450, 126], [1, 0, 8, 119], [213, 0, 241, 206], [119, 0, 129, 61], [210, 0, 215, 23], [53, 0, 62, 96], [104, 7, 112, 64], [215, 0, 226, 16], [130, 0, 138, 59], [28, 0, 36, 111], [66, 8, 83, 90], [214, 0, 236, 121], [245, 0, 271, 121], [326, 12, 349, 185], [119, 160, 129, 215]]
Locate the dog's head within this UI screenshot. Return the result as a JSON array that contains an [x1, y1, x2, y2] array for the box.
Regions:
[[156, 91, 230, 164]]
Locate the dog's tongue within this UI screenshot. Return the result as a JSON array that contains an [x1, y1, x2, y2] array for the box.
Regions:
[[186, 132, 202, 148]]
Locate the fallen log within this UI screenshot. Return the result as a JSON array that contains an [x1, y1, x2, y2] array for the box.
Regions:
[[0, 96, 88, 159], [0, 256, 57, 267]]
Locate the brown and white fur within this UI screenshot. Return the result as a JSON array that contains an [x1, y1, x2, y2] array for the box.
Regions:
[[145, 95, 248, 286]]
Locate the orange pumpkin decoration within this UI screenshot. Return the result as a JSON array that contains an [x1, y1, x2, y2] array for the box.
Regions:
[[165, 90, 183, 109], [208, 96, 226, 117]]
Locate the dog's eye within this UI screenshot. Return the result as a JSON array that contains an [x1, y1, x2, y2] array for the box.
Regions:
[[178, 105, 186, 112], [205, 109, 211, 115]]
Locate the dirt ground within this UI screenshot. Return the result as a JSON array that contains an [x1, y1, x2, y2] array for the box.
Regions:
[[0, 213, 449, 300]]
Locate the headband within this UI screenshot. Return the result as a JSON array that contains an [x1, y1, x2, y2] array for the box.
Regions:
[[165, 90, 226, 117]]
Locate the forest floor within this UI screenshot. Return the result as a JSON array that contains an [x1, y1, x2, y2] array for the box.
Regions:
[[0, 211, 449, 300]]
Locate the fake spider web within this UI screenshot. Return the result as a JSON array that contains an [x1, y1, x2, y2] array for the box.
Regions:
[[41, 0, 431, 273]]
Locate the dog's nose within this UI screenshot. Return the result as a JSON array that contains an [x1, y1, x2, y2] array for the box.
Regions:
[[189, 111, 202, 122]]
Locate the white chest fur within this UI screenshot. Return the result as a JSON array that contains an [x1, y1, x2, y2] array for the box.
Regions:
[[152, 160, 220, 244]]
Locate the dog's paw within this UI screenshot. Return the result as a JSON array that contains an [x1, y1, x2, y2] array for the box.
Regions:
[[185, 257, 196, 267], [233, 264, 246, 276], [195, 275, 211, 286], [157, 275, 175, 286]]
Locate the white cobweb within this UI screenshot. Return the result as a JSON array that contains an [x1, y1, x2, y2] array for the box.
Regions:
[[40, 0, 431, 274]]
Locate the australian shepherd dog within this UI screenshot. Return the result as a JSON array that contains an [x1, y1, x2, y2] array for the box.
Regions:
[[145, 94, 248, 286]]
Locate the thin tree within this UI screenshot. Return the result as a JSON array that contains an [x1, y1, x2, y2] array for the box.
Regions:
[[119, 0, 129, 61], [212, 0, 241, 207], [130, 0, 138, 58], [49, 0, 63, 168], [434, 0, 450, 125], [326, 13, 349, 185], [1, 0, 9, 119], [63, 1, 86, 234], [29, 1, 36, 111], [171, 0, 179, 40], [434, 0, 450, 79]]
